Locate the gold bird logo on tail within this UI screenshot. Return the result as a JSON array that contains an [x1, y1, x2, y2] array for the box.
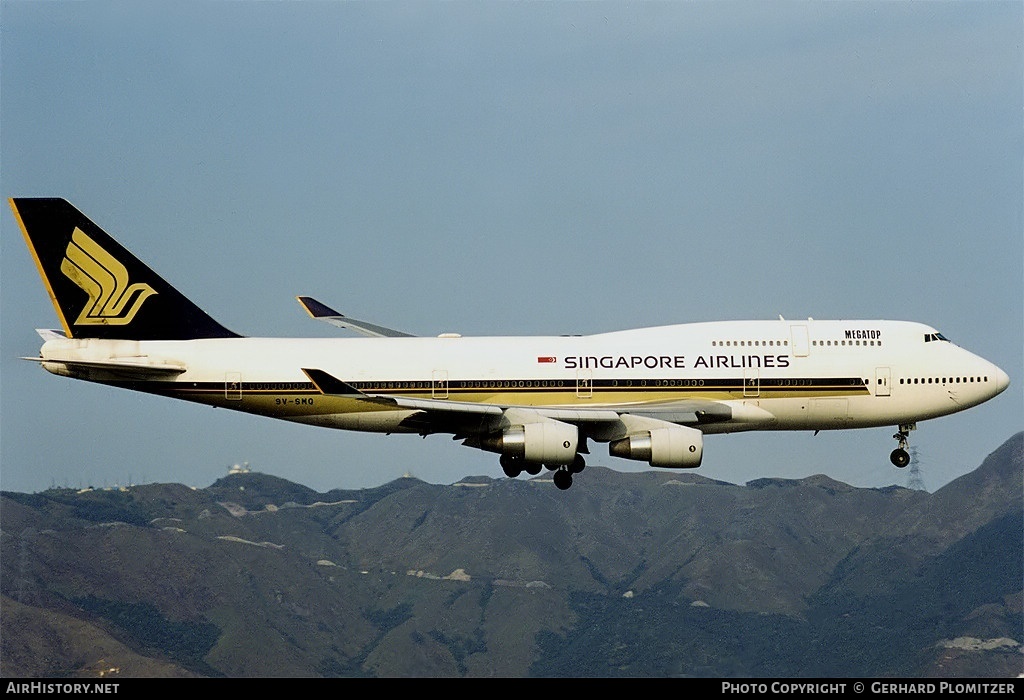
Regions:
[[60, 227, 157, 326]]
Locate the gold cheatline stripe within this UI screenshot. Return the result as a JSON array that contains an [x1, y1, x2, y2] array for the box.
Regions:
[[126, 381, 869, 405]]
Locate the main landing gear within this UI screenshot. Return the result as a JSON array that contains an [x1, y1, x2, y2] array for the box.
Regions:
[[890, 423, 916, 468], [500, 454, 586, 490], [552, 455, 587, 491]]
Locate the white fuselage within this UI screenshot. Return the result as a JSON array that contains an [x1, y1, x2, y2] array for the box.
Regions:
[[38, 319, 1009, 439]]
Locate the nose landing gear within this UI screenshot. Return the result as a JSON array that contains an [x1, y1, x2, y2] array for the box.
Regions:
[[890, 423, 916, 468]]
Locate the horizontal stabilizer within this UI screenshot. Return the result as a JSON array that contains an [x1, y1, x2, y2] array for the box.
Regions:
[[23, 356, 187, 379], [36, 328, 67, 341], [297, 296, 415, 337]]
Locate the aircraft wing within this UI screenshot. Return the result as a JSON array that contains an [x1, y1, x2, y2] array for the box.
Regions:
[[300, 368, 736, 438], [303, 368, 621, 419], [297, 296, 416, 337]]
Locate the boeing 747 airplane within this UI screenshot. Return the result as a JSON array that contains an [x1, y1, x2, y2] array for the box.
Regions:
[[10, 198, 1010, 489]]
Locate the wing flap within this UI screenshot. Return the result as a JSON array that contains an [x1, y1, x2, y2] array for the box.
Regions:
[[625, 401, 734, 426]]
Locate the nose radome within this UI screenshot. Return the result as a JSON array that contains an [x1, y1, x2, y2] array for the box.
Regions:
[[993, 365, 1010, 394]]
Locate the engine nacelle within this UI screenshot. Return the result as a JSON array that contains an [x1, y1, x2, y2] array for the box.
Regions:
[[480, 420, 579, 465], [609, 425, 703, 468]]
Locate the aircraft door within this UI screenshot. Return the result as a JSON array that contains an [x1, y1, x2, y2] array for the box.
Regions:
[[225, 372, 242, 401], [875, 367, 891, 397], [576, 369, 593, 399], [432, 370, 449, 399], [790, 325, 809, 357], [743, 368, 760, 397]]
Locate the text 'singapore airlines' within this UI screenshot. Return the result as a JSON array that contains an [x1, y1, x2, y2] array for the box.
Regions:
[[10, 199, 1009, 490]]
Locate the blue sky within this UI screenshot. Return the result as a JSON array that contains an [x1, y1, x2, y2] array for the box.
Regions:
[[2, 1, 1021, 494]]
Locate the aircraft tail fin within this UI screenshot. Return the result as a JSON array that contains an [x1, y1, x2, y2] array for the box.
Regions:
[[9, 198, 239, 340]]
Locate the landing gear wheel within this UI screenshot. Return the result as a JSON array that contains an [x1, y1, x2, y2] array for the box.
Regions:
[[890, 448, 911, 468], [500, 454, 523, 478], [525, 461, 542, 476], [890, 423, 916, 469], [553, 468, 573, 490], [570, 454, 586, 474]]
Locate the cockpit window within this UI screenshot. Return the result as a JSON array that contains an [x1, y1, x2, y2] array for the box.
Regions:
[[924, 333, 950, 343]]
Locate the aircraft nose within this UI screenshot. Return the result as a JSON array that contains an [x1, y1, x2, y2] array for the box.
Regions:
[[993, 365, 1010, 395]]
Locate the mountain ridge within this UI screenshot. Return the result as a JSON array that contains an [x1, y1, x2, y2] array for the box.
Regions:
[[1, 433, 1020, 677]]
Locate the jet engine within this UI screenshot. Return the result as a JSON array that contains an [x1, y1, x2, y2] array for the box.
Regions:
[[479, 420, 579, 465], [609, 425, 703, 468]]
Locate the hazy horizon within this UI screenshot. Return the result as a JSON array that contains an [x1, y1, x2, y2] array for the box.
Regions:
[[2, 2, 1020, 495]]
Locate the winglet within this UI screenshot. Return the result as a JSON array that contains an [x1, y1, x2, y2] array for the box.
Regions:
[[297, 295, 340, 319], [296, 296, 415, 337]]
